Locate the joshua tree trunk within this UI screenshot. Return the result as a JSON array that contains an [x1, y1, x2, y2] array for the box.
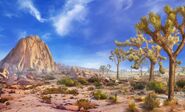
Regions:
[[116, 62, 120, 80], [140, 66, 143, 76], [149, 61, 155, 81], [168, 57, 176, 100]]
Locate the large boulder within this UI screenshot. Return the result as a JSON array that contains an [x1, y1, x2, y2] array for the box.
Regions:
[[0, 35, 57, 73]]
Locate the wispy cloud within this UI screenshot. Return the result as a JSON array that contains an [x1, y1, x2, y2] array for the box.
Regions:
[[17, 31, 27, 40], [41, 33, 51, 41], [18, 0, 45, 22], [144, 0, 185, 14], [114, 0, 133, 11], [52, 0, 93, 36]]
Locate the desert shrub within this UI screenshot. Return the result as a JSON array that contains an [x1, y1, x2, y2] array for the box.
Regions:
[[93, 90, 108, 100], [127, 101, 139, 112], [78, 77, 88, 85], [0, 98, 9, 103], [163, 99, 177, 106], [105, 80, 117, 86], [42, 87, 68, 95], [109, 94, 118, 103], [88, 77, 100, 83], [147, 81, 166, 94], [67, 89, 79, 95], [42, 86, 79, 95], [144, 92, 160, 110], [40, 95, 52, 104], [88, 76, 101, 83], [44, 75, 55, 80], [88, 77, 103, 88], [57, 77, 76, 87], [87, 86, 95, 91], [94, 81, 103, 89], [131, 81, 146, 90], [176, 79, 185, 89], [76, 99, 96, 111]]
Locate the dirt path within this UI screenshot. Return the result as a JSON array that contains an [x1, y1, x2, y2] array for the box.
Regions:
[[3, 94, 70, 112], [90, 99, 129, 112]]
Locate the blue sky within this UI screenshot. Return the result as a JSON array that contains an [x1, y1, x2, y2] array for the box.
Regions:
[[0, 0, 184, 70]]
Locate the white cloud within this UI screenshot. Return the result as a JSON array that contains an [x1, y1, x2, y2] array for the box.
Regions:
[[18, 0, 45, 22], [52, 0, 93, 36]]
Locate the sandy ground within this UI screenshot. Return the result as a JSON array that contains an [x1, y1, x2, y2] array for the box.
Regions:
[[0, 84, 131, 112], [1, 75, 185, 112]]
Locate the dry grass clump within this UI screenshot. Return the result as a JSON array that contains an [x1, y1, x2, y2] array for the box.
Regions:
[[87, 86, 95, 91], [143, 92, 160, 110], [127, 101, 139, 112], [109, 94, 118, 104], [163, 99, 177, 106], [40, 95, 52, 104], [42, 87, 79, 95], [76, 99, 96, 111]]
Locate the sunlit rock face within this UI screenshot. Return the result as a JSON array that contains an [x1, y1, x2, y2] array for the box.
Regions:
[[0, 35, 57, 73]]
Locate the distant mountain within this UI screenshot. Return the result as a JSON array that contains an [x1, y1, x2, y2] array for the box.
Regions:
[[0, 35, 57, 73]]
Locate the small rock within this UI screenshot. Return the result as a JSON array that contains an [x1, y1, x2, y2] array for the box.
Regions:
[[64, 105, 79, 111]]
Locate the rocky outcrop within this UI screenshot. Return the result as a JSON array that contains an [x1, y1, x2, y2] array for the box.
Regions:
[[58, 64, 100, 78], [0, 35, 57, 73]]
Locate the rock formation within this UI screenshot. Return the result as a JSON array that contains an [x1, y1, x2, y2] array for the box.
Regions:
[[0, 35, 57, 73]]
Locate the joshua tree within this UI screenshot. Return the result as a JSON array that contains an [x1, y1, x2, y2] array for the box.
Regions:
[[99, 65, 107, 75], [115, 33, 166, 81], [99, 64, 111, 76], [109, 48, 126, 80], [106, 64, 111, 75], [136, 5, 185, 100]]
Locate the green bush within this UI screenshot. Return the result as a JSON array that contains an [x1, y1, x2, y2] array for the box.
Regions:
[[144, 92, 160, 110], [88, 77, 100, 83], [67, 89, 79, 95], [88, 76, 103, 88], [76, 99, 96, 111], [93, 90, 108, 100], [176, 79, 185, 88], [78, 77, 89, 85], [147, 81, 166, 94], [131, 81, 146, 90], [57, 77, 76, 87], [94, 81, 103, 89], [43, 75, 55, 80]]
